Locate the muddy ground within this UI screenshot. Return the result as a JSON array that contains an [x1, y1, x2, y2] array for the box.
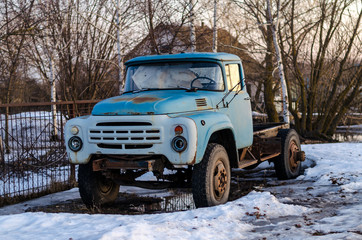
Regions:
[[24, 163, 361, 238], [23, 165, 292, 214], [25, 167, 272, 215]]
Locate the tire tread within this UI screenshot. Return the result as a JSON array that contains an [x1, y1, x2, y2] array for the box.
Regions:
[[192, 143, 230, 208]]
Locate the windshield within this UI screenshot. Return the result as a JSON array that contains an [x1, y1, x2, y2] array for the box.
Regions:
[[125, 62, 224, 92]]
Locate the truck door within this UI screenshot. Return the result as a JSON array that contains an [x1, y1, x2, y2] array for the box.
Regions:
[[223, 63, 253, 148]]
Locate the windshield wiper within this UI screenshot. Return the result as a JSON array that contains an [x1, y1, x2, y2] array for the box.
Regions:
[[122, 90, 134, 94], [216, 80, 244, 109], [186, 87, 198, 92], [131, 87, 198, 93], [132, 88, 159, 93], [174, 86, 198, 92]]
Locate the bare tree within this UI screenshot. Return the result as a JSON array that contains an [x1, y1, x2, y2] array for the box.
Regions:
[[278, 0, 361, 138], [212, 0, 218, 52], [135, 0, 196, 54], [233, 0, 287, 122], [0, 0, 36, 152], [232, 0, 361, 138], [28, 1, 139, 107], [189, 0, 196, 52], [266, 0, 289, 124]]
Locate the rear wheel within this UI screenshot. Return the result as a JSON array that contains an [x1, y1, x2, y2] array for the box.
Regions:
[[78, 160, 120, 208], [274, 129, 302, 179], [192, 143, 231, 208]]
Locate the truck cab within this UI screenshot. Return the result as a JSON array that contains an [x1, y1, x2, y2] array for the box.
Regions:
[[65, 52, 303, 208]]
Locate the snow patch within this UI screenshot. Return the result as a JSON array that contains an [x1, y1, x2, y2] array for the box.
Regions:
[[0, 142, 361, 239], [301, 143, 362, 193]]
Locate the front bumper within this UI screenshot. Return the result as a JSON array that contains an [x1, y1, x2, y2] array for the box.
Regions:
[[65, 115, 197, 165]]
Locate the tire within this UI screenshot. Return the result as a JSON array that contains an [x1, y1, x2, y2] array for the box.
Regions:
[[274, 129, 302, 180], [78, 160, 120, 208], [192, 143, 231, 208]]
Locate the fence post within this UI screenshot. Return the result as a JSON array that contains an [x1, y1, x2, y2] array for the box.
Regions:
[[69, 102, 77, 186], [0, 137, 4, 166]]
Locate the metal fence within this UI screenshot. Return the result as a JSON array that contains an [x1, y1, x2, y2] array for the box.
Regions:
[[0, 100, 99, 207]]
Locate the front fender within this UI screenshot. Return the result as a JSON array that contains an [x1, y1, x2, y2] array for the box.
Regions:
[[64, 115, 92, 164], [183, 111, 236, 164]]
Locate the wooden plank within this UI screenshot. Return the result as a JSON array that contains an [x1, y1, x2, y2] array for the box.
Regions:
[[253, 123, 289, 138], [239, 159, 258, 169], [260, 153, 280, 161]]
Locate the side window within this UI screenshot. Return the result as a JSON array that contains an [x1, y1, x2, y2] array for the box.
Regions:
[[225, 64, 241, 91]]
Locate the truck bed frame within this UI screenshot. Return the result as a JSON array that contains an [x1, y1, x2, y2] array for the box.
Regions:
[[238, 122, 289, 169]]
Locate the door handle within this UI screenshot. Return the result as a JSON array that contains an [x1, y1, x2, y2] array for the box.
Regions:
[[244, 97, 251, 100]]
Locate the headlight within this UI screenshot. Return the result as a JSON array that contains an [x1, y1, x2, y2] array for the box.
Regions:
[[68, 136, 83, 152], [171, 136, 187, 152], [70, 126, 79, 135]]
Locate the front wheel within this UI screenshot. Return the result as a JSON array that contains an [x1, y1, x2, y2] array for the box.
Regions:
[[78, 160, 120, 208], [192, 143, 231, 208]]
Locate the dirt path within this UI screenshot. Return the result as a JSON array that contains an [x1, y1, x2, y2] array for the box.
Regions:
[[233, 165, 362, 238]]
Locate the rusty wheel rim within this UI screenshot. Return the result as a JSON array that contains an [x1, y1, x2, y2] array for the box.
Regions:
[[213, 160, 228, 200], [288, 140, 299, 172], [98, 176, 113, 194]]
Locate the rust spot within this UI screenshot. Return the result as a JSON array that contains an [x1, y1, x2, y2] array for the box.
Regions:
[[133, 97, 161, 104], [111, 96, 161, 104], [190, 139, 198, 165], [190, 153, 197, 165], [147, 112, 155, 115], [103, 112, 117, 115], [110, 98, 127, 103], [72, 152, 78, 164]]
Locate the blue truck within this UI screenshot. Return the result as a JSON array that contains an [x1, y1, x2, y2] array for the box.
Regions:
[[65, 52, 305, 208]]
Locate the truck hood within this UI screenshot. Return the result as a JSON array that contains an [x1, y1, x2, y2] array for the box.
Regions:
[[92, 90, 214, 116]]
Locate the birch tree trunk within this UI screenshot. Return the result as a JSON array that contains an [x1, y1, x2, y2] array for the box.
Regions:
[[266, 0, 289, 124], [116, 0, 124, 94], [189, 0, 196, 52], [213, 0, 218, 52], [47, 2, 58, 139]]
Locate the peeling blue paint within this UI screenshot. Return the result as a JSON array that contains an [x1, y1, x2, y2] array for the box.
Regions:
[[92, 90, 214, 116]]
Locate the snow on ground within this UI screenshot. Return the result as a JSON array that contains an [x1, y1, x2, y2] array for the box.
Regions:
[[0, 142, 361, 240], [301, 143, 362, 192], [0, 191, 309, 240]]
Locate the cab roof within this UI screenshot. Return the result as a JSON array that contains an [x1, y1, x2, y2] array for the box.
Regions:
[[125, 52, 241, 65]]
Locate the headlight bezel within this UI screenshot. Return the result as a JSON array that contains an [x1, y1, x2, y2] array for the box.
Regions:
[[171, 136, 187, 152], [68, 136, 83, 152]]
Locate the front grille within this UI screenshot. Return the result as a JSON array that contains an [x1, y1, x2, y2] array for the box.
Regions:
[[97, 144, 153, 149], [89, 121, 161, 149], [96, 122, 152, 126], [97, 144, 122, 149]]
